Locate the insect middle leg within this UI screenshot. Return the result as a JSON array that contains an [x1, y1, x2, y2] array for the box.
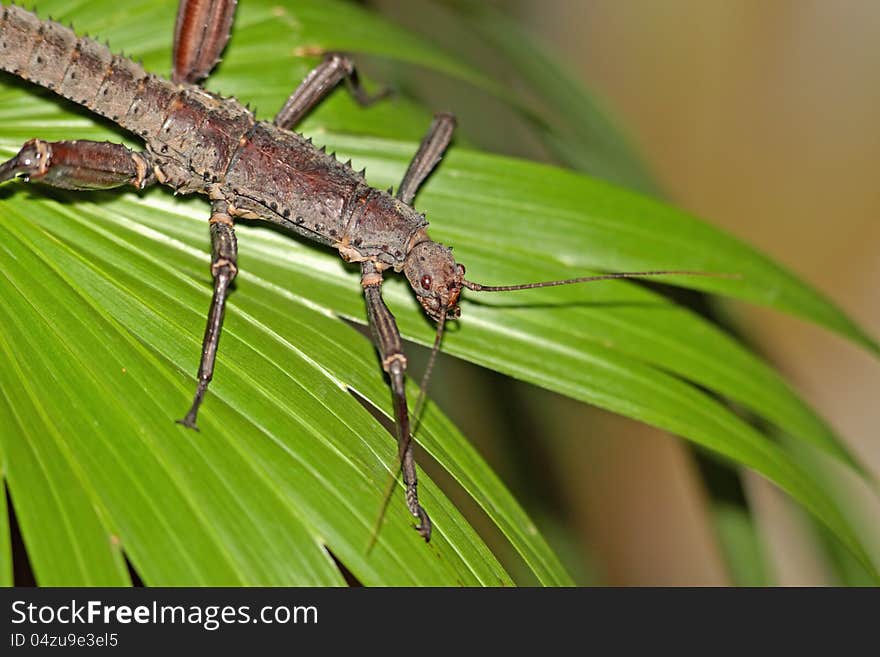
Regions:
[[361, 262, 431, 541], [273, 53, 390, 131], [178, 200, 238, 430]]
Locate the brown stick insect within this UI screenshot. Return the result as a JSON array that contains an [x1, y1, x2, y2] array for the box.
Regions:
[[0, 1, 720, 542]]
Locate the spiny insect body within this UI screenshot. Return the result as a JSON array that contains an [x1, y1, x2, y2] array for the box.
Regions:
[[0, 1, 708, 543]]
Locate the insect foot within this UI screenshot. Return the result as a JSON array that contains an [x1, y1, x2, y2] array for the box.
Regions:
[[176, 412, 201, 432], [409, 492, 432, 542]]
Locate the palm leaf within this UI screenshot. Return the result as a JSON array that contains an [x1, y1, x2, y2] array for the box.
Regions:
[[0, 0, 876, 584]]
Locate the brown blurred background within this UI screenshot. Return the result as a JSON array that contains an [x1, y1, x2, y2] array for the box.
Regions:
[[368, 0, 880, 584], [517, 0, 880, 586]]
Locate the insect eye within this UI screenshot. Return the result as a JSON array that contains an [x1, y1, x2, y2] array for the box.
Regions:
[[420, 274, 433, 290]]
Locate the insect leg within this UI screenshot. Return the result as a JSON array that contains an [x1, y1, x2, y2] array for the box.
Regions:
[[178, 200, 238, 430], [396, 113, 457, 206], [273, 53, 390, 131], [361, 262, 432, 541], [172, 0, 238, 84], [0, 139, 154, 191]]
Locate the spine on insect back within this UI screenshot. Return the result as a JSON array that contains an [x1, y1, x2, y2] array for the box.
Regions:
[[0, 4, 176, 140]]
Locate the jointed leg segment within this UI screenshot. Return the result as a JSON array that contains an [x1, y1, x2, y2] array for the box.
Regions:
[[361, 262, 432, 541], [396, 113, 456, 206], [172, 0, 238, 85], [0, 139, 154, 191], [363, 115, 457, 542], [274, 53, 390, 131], [178, 200, 238, 430]]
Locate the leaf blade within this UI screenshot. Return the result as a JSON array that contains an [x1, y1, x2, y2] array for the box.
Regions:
[[1, 0, 875, 584], [2, 193, 526, 585]]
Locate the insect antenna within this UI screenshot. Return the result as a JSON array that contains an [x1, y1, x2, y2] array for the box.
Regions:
[[461, 269, 738, 292], [367, 307, 448, 552], [411, 308, 447, 436]]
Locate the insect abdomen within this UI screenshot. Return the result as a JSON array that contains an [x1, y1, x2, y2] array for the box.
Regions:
[[0, 5, 45, 79], [2, 7, 116, 114], [0, 5, 178, 140]]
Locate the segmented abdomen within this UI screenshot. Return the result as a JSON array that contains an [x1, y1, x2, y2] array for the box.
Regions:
[[0, 4, 251, 190], [0, 5, 149, 126]]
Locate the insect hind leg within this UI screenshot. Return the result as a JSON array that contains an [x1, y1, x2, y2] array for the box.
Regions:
[[274, 53, 390, 131], [0, 139, 154, 191], [396, 113, 457, 206], [172, 0, 238, 85], [178, 200, 238, 430]]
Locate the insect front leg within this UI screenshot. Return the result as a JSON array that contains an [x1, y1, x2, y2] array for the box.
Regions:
[[273, 54, 390, 131], [361, 262, 432, 541], [397, 113, 457, 205], [0, 139, 154, 191], [178, 200, 238, 430]]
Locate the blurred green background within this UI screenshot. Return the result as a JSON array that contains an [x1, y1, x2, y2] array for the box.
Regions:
[[366, 0, 880, 585]]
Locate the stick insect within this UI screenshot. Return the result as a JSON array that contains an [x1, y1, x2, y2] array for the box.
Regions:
[[0, 1, 719, 542]]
